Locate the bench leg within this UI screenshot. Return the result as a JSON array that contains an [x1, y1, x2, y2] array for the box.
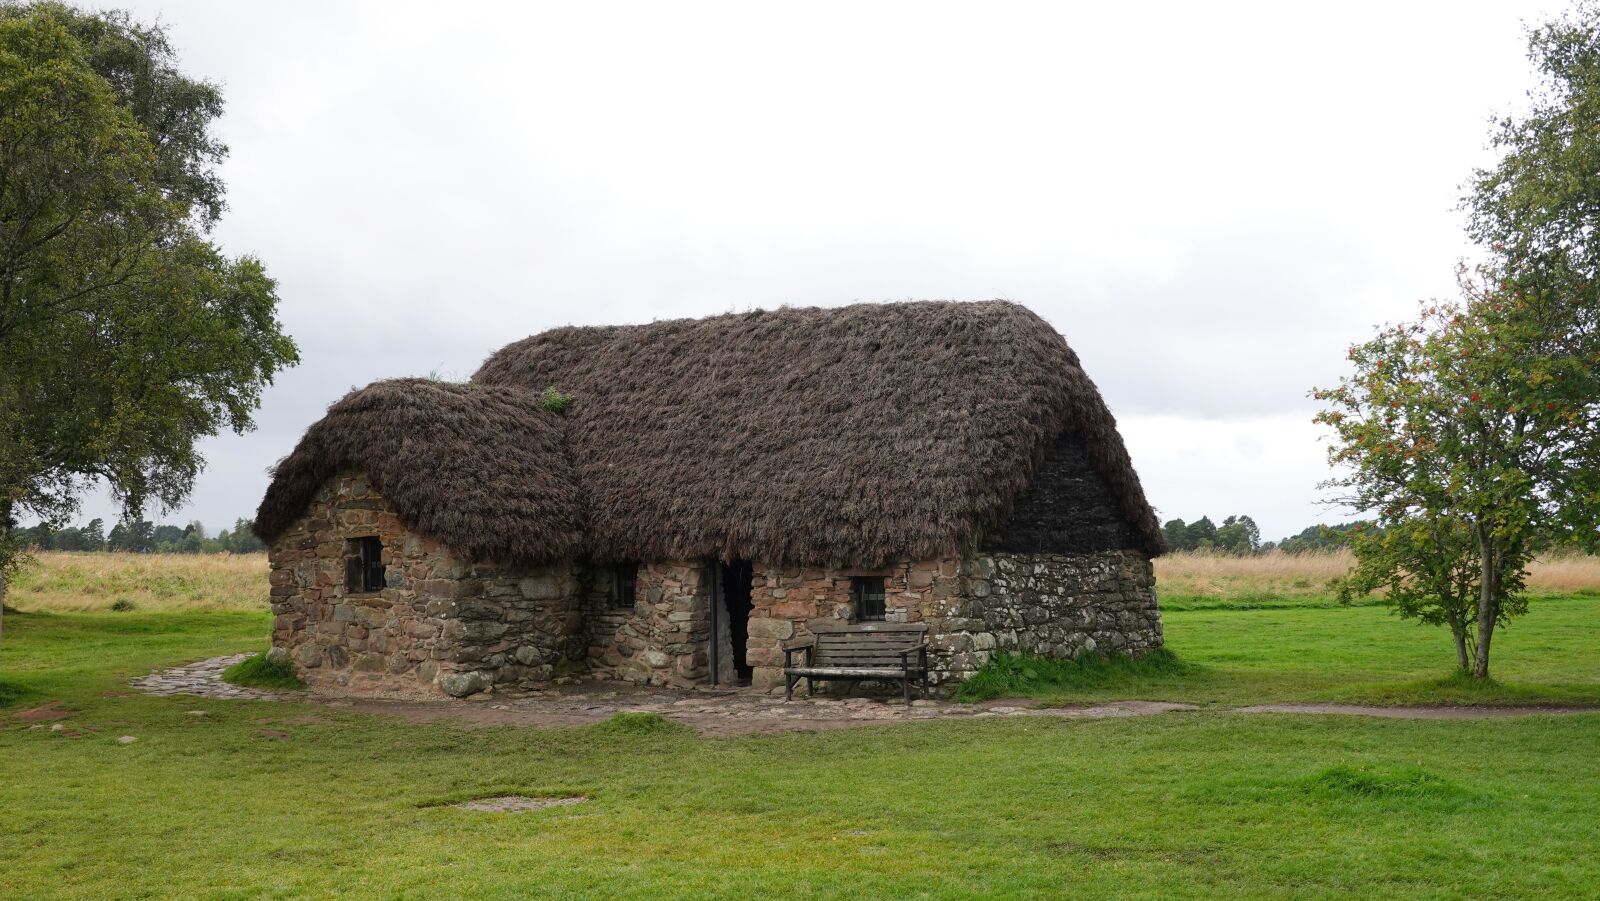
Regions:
[[785, 674, 795, 702], [807, 676, 814, 697], [902, 675, 911, 705]]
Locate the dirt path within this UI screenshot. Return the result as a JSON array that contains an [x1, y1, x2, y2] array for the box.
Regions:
[[1232, 702, 1597, 719], [104, 656, 1598, 737]]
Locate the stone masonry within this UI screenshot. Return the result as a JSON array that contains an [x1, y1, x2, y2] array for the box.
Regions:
[[268, 472, 583, 697], [743, 551, 1160, 692], [586, 561, 712, 688], [270, 476, 1161, 698]]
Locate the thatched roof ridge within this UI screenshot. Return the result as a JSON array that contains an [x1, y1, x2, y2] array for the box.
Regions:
[[254, 379, 585, 564], [473, 300, 1164, 562]]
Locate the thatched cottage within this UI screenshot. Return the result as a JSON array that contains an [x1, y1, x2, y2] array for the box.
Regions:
[[255, 301, 1166, 697]]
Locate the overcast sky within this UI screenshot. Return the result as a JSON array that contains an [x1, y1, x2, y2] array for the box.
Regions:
[[61, 0, 1560, 542]]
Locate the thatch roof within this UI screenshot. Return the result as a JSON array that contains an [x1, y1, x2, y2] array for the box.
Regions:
[[257, 301, 1163, 565], [253, 379, 585, 564]]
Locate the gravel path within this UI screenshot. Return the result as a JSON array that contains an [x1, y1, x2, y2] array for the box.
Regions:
[[121, 655, 1595, 734]]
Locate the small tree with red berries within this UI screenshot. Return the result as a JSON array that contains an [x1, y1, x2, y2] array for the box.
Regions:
[[1315, 271, 1600, 679]]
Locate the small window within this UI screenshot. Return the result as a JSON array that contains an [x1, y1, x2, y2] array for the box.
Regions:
[[611, 562, 638, 610], [345, 537, 385, 593], [852, 576, 885, 622]]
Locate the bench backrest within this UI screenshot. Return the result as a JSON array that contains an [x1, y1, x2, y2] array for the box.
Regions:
[[809, 622, 926, 668]]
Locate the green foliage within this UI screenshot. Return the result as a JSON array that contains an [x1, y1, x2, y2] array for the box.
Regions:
[[594, 711, 687, 736], [1276, 521, 1370, 555], [954, 649, 1199, 702], [18, 515, 264, 553], [541, 386, 575, 414], [109, 598, 135, 612], [221, 652, 305, 691], [1469, 1, 1600, 330], [0, 3, 297, 587]]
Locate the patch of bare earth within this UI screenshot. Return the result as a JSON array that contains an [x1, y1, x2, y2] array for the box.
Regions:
[[7, 701, 74, 724], [450, 796, 587, 812], [1233, 703, 1598, 719]]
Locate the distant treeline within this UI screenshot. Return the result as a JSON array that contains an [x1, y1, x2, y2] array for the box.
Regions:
[[18, 518, 266, 554], [1162, 516, 1370, 556]]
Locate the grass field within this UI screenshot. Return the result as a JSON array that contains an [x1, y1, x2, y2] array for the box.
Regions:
[[3, 552, 1599, 897]]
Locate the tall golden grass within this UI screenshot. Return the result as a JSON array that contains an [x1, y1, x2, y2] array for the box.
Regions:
[[8, 548, 1599, 614], [1156, 549, 1600, 599], [8, 551, 269, 613]]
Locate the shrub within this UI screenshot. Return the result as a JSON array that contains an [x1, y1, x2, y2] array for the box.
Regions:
[[110, 598, 136, 612], [221, 652, 305, 690], [541, 386, 574, 414]]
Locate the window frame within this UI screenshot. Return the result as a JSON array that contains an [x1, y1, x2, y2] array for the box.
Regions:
[[345, 536, 386, 594], [851, 576, 886, 622], [611, 562, 638, 610]]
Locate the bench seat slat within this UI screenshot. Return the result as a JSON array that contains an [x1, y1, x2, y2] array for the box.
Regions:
[[815, 640, 915, 650], [784, 666, 925, 678]]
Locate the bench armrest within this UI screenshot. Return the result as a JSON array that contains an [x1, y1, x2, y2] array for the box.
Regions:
[[783, 638, 815, 668], [895, 643, 928, 659]]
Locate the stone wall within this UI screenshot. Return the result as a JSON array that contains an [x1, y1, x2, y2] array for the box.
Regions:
[[744, 559, 964, 691], [268, 472, 584, 697], [268, 475, 1160, 698], [584, 561, 711, 687], [947, 549, 1162, 673], [743, 550, 1161, 692]]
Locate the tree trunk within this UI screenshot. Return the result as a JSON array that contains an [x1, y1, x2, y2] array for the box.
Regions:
[[1472, 523, 1499, 680], [1450, 619, 1471, 673]]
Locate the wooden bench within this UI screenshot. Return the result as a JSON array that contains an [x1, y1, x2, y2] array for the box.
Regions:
[[782, 622, 929, 703]]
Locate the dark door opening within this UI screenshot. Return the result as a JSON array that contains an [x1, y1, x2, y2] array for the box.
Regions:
[[721, 560, 754, 683]]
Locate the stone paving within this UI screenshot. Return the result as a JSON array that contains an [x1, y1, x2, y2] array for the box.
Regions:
[[127, 654, 1195, 733], [129, 654, 291, 701]]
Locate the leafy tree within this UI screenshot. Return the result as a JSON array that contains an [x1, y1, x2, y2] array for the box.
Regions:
[[1468, 2, 1600, 347], [1215, 515, 1261, 556], [1317, 4, 1600, 680], [151, 524, 186, 549], [1184, 516, 1217, 551], [51, 527, 77, 551], [1276, 522, 1370, 555], [81, 517, 105, 551], [218, 518, 266, 553], [0, 5, 297, 631], [1161, 518, 1189, 552], [1315, 283, 1600, 678]]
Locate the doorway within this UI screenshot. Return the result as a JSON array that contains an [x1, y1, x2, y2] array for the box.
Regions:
[[713, 560, 754, 684]]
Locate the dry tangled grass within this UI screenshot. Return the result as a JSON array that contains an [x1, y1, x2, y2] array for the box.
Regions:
[[1156, 549, 1600, 600], [9, 552, 269, 613], [9, 548, 1599, 615]]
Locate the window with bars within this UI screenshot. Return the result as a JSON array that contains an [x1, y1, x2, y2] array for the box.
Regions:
[[852, 576, 886, 622], [612, 562, 638, 609], [345, 537, 386, 593]]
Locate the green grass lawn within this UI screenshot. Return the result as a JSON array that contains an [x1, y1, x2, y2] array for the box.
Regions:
[[3, 597, 1599, 898]]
